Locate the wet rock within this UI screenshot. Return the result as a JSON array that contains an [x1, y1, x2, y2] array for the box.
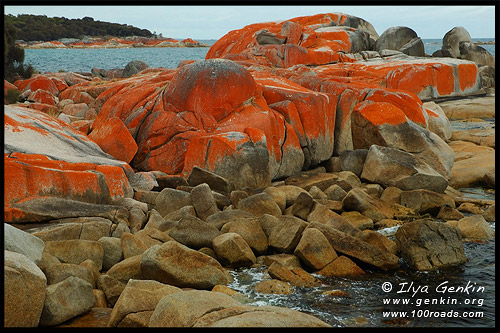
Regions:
[[395, 219, 467, 270], [267, 261, 322, 287], [4, 251, 47, 327], [255, 279, 293, 295], [140, 241, 229, 289]]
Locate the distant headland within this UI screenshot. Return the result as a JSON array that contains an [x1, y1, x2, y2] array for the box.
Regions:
[[17, 36, 210, 49]]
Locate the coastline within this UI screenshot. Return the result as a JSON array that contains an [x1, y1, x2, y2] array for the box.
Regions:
[[17, 36, 210, 49]]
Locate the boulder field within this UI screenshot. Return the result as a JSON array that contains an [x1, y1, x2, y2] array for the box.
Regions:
[[3, 12, 495, 327]]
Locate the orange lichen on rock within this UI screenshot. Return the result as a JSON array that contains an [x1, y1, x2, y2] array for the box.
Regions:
[[352, 100, 408, 126], [14, 75, 59, 96], [88, 117, 138, 163], [457, 63, 479, 92]]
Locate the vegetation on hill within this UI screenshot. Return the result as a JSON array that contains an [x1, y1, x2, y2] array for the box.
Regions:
[[4, 14, 154, 42]]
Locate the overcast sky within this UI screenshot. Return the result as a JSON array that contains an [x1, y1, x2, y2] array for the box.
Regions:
[[3, 5, 496, 40]]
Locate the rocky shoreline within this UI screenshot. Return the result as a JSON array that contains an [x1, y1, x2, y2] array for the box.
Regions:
[[4, 12, 495, 328], [17, 36, 210, 49]]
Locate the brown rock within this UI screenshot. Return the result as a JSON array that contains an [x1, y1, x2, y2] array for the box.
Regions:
[[212, 232, 257, 267], [395, 219, 467, 270], [316, 256, 365, 276], [294, 227, 338, 270], [255, 279, 293, 295]]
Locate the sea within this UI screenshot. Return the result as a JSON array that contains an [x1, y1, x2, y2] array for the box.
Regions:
[[21, 37, 496, 328], [23, 38, 495, 74]]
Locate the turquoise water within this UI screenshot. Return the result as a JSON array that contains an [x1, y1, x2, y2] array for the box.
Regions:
[[24, 38, 494, 74]]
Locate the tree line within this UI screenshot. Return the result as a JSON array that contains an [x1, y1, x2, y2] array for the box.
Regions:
[[4, 14, 154, 42]]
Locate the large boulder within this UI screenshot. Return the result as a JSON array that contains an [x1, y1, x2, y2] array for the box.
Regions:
[[375, 26, 425, 57], [149, 289, 331, 327], [4, 223, 45, 264], [140, 241, 229, 289], [360, 145, 449, 193], [107, 279, 181, 327], [39, 276, 96, 326], [351, 100, 454, 179], [4, 105, 134, 223], [4, 251, 47, 327], [309, 222, 399, 271], [395, 219, 467, 270], [437, 26, 495, 66]]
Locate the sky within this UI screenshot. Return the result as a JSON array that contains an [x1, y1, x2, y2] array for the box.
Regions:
[[3, 5, 496, 40]]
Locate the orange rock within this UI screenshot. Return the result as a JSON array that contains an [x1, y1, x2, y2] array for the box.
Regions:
[[26, 102, 59, 115], [28, 89, 58, 106], [14, 75, 59, 96], [4, 79, 19, 97], [5, 105, 134, 223], [88, 117, 138, 164]]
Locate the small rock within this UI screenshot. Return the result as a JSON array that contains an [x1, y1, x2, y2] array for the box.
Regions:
[[213, 232, 257, 267], [316, 256, 365, 277], [255, 279, 293, 295], [457, 215, 495, 240], [341, 211, 374, 230]]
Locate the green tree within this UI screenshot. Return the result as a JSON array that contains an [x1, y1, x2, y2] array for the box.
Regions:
[[4, 21, 34, 82]]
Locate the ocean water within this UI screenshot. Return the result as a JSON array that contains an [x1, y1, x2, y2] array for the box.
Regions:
[[23, 38, 494, 74]]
